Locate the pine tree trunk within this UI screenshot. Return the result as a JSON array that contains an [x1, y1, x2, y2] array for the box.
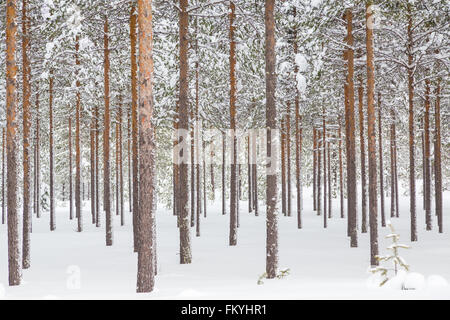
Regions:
[[127, 106, 132, 213], [313, 127, 317, 211], [434, 79, 442, 232], [136, 0, 156, 293], [248, 136, 252, 212], [75, 36, 82, 232], [90, 111, 96, 224], [378, 92, 385, 227], [424, 79, 431, 230], [130, 1, 139, 251], [2, 128, 5, 225], [327, 135, 332, 219], [6, 0, 21, 285], [178, 0, 192, 264], [104, 16, 112, 246], [95, 104, 100, 227], [293, 7, 301, 228], [49, 75, 55, 231], [323, 111, 327, 228], [338, 117, 344, 219], [281, 117, 286, 216], [344, 9, 357, 247], [317, 129, 322, 217], [190, 105, 195, 227], [22, 0, 31, 270], [222, 132, 226, 215], [34, 90, 40, 218], [69, 117, 73, 220], [195, 25, 201, 236], [265, 0, 278, 279], [286, 106, 292, 218], [406, 4, 417, 241], [390, 108, 396, 218], [358, 79, 367, 232], [366, 2, 379, 266]]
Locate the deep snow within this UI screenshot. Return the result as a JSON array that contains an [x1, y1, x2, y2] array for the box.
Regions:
[[0, 186, 449, 299]]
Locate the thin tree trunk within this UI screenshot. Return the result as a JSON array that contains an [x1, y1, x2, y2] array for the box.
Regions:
[[127, 105, 132, 212], [366, 2, 379, 266], [95, 104, 100, 227], [104, 16, 112, 246], [131, 1, 139, 251], [222, 132, 226, 215], [69, 117, 73, 220], [22, 0, 31, 270], [434, 79, 442, 232], [378, 92, 385, 227], [49, 74, 55, 231], [195, 21, 201, 236], [323, 110, 327, 228], [293, 7, 301, 228], [265, 0, 278, 279], [317, 129, 322, 217], [358, 79, 367, 232], [313, 127, 317, 211], [248, 136, 252, 212], [2, 129, 5, 225], [327, 134, 332, 219], [178, 0, 192, 264], [344, 8, 357, 247], [35, 90, 40, 219], [407, 4, 417, 241], [76, 36, 82, 232], [90, 109, 96, 224], [286, 105, 292, 217], [424, 79, 431, 230], [252, 132, 258, 216], [281, 117, 286, 216], [338, 116, 344, 219], [190, 105, 195, 227], [136, 0, 156, 293], [119, 102, 124, 226]]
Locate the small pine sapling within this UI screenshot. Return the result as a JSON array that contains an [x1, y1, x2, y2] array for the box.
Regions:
[[257, 268, 290, 285], [370, 222, 410, 286]]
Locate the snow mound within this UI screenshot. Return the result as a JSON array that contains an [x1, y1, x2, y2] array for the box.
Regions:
[[427, 275, 448, 288], [384, 270, 407, 290], [403, 272, 426, 290]]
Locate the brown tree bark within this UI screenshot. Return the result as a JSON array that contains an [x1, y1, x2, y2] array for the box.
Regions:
[[265, 0, 278, 279], [389, 108, 396, 218], [281, 117, 286, 216], [127, 105, 132, 213], [22, 0, 31, 269], [424, 79, 431, 230], [286, 105, 292, 217], [366, 2, 379, 266], [317, 129, 322, 217], [104, 16, 112, 246], [34, 90, 40, 218], [95, 104, 100, 227], [344, 8, 357, 247], [195, 20, 201, 236], [2, 128, 5, 225], [406, 3, 417, 241], [327, 133, 332, 219], [248, 136, 252, 212], [136, 0, 156, 293], [75, 36, 82, 232], [222, 132, 226, 215], [131, 1, 139, 251], [49, 74, 55, 231], [252, 132, 258, 216], [338, 116, 344, 219], [6, 0, 21, 285], [69, 117, 73, 220], [178, 0, 192, 264], [434, 79, 442, 232], [190, 104, 195, 227], [90, 110, 96, 224], [323, 110, 327, 228], [293, 7, 302, 228], [313, 127, 317, 211], [358, 79, 367, 232], [378, 92, 385, 227]]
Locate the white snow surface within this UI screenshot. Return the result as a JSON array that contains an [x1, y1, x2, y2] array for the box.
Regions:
[[1, 187, 449, 300]]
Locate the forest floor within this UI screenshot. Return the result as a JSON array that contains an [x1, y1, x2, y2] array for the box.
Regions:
[[1, 187, 449, 299]]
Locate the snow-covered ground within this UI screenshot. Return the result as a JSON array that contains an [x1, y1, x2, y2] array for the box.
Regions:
[[1, 187, 449, 299]]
